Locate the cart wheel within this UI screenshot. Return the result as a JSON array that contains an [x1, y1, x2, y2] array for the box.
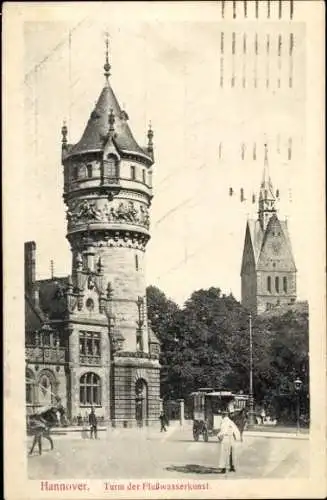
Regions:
[[203, 431, 209, 442], [193, 431, 199, 442]]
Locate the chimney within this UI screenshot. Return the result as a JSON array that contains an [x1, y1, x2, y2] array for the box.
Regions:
[[25, 241, 36, 293]]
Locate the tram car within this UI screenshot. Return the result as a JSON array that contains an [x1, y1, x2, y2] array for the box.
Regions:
[[190, 388, 249, 442]]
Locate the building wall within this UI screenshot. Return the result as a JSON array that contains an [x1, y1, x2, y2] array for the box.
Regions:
[[241, 270, 258, 314], [66, 323, 111, 420], [25, 362, 67, 415], [112, 358, 160, 427], [257, 270, 297, 314]]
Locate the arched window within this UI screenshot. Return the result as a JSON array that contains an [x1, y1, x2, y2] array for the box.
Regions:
[[80, 165, 87, 178], [26, 369, 35, 405], [283, 277, 287, 293], [80, 372, 101, 405], [275, 276, 280, 293], [267, 276, 271, 293], [39, 374, 53, 405], [87, 164, 93, 178]]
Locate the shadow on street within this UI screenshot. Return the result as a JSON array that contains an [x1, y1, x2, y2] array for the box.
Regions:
[[166, 464, 219, 474]]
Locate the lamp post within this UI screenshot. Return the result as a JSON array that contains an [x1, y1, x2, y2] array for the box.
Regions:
[[294, 377, 303, 434], [248, 313, 256, 426]]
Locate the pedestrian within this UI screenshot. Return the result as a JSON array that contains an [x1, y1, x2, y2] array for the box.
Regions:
[[29, 416, 52, 456], [217, 410, 241, 474], [260, 408, 266, 425], [159, 412, 167, 432], [89, 407, 98, 439]]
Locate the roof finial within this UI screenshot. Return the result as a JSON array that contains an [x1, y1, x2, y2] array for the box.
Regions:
[[147, 121, 154, 153], [264, 142, 268, 165], [50, 259, 55, 279], [104, 32, 111, 81], [109, 108, 115, 133], [61, 120, 68, 149]]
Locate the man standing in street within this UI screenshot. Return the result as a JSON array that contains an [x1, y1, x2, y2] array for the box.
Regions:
[[217, 410, 241, 474], [89, 407, 98, 439], [159, 412, 167, 432]]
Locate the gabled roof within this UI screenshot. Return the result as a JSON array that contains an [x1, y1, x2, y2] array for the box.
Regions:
[[25, 294, 44, 333], [148, 325, 160, 345], [65, 83, 152, 163], [257, 214, 297, 271], [246, 219, 264, 264], [37, 277, 69, 320]]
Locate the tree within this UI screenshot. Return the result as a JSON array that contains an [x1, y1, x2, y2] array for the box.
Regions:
[[147, 285, 309, 424]]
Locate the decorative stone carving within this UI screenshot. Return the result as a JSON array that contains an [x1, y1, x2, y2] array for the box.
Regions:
[[67, 199, 150, 229], [25, 346, 66, 363]]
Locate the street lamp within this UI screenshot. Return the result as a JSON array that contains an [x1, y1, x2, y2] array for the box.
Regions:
[[247, 313, 256, 426], [294, 377, 303, 434]]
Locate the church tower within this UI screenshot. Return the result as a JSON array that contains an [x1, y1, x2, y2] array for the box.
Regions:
[[61, 36, 160, 425], [241, 145, 297, 315]]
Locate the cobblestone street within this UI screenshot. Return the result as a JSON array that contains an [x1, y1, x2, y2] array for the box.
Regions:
[[27, 425, 309, 480]]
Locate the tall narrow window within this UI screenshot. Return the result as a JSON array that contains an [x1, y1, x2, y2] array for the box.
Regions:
[[135, 254, 139, 271], [107, 156, 117, 178], [267, 276, 271, 293], [87, 164, 93, 178], [130, 165, 136, 180], [79, 372, 101, 405], [148, 171, 152, 188], [73, 165, 78, 180], [142, 169, 146, 184], [283, 277, 288, 293], [26, 369, 35, 405], [275, 276, 280, 293]]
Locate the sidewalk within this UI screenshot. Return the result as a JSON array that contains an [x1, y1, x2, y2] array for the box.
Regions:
[[244, 430, 309, 440]]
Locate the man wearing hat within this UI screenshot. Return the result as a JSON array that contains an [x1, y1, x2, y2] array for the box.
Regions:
[[217, 409, 241, 474]]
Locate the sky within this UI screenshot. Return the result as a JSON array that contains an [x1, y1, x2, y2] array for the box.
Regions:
[[23, 12, 308, 306]]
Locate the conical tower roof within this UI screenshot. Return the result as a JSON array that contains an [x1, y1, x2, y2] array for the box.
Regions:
[[66, 82, 152, 163]]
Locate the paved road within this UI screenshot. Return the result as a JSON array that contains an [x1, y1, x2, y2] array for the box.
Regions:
[[27, 426, 309, 480]]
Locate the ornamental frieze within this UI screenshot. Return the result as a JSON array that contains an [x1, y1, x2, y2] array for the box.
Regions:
[[70, 231, 149, 252], [67, 199, 150, 229]]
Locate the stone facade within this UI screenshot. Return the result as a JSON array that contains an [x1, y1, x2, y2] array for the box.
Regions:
[[241, 147, 297, 316], [25, 44, 161, 426]]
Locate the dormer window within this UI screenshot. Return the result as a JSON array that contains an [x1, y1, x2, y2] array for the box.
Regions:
[[131, 166, 136, 180]]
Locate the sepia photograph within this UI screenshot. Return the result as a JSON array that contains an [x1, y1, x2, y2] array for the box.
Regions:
[[3, 1, 326, 499]]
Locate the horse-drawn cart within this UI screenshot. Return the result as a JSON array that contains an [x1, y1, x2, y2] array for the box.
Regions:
[[190, 388, 249, 442]]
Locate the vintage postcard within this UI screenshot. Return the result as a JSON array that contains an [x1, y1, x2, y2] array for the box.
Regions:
[[3, 1, 326, 499]]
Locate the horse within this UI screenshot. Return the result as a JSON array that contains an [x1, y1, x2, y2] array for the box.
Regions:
[[27, 405, 65, 456], [229, 408, 248, 442]]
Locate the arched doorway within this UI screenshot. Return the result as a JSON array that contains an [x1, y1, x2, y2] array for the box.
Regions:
[[135, 379, 148, 427]]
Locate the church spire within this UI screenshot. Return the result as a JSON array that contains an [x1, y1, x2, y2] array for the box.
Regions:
[[258, 143, 276, 231], [104, 32, 111, 82]]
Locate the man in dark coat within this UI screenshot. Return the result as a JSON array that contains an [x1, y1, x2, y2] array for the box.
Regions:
[[159, 412, 167, 432], [89, 407, 98, 439]]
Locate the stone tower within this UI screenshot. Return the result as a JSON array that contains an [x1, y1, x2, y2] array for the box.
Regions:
[[241, 145, 297, 315], [61, 38, 160, 426]]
